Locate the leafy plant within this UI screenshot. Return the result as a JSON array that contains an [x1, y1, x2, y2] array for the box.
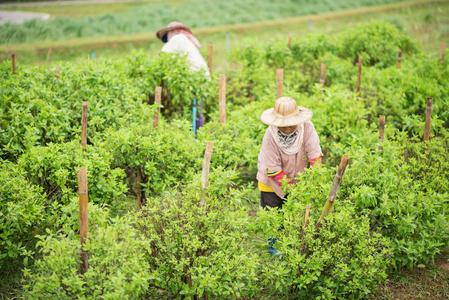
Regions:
[[135, 187, 260, 299], [252, 168, 393, 299], [17, 140, 127, 205], [336, 21, 419, 67], [24, 214, 150, 299], [0, 160, 48, 268]]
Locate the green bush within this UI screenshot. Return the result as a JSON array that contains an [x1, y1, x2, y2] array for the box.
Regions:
[[0, 161, 49, 267], [125, 51, 214, 120], [341, 128, 449, 268], [336, 21, 419, 67], [135, 188, 260, 298], [102, 121, 203, 199], [0, 59, 154, 159], [17, 140, 127, 205], [252, 170, 392, 299], [24, 214, 150, 299]]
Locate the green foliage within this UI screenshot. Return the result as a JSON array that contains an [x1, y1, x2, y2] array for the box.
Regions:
[[0, 161, 48, 267], [24, 214, 150, 299], [405, 130, 449, 194], [17, 140, 127, 205], [340, 129, 449, 268], [135, 188, 260, 299], [125, 51, 214, 119], [102, 121, 202, 198], [0, 59, 154, 159], [337, 21, 419, 67], [252, 172, 392, 298]]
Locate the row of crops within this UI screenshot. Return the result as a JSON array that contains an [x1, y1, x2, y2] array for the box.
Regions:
[[1, 21, 448, 298], [0, 0, 408, 44]]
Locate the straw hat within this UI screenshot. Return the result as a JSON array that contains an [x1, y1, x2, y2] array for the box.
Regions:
[[156, 22, 193, 43], [260, 97, 312, 127]]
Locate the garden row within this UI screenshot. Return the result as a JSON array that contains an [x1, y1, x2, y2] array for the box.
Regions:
[[0, 0, 408, 44], [1, 22, 448, 298]]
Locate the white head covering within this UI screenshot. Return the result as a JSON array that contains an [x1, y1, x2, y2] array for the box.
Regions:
[[269, 124, 304, 155]]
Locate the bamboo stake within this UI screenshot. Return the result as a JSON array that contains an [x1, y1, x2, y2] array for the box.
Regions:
[[356, 56, 362, 94], [440, 42, 446, 64], [55, 67, 60, 81], [136, 172, 142, 210], [153, 86, 162, 128], [379, 115, 385, 144], [423, 97, 433, 142], [300, 204, 310, 248], [276, 68, 283, 99], [81, 102, 88, 151], [200, 141, 214, 207], [78, 168, 89, 273], [319, 63, 326, 86], [288, 35, 292, 49], [315, 154, 350, 231], [208, 43, 213, 76], [219, 74, 226, 125], [11, 51, 16, 74], [397, 50, 402, 69]]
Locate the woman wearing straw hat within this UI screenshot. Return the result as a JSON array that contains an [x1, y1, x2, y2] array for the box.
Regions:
[[257, 97, 322, 210], [156, 22, 209, 130]]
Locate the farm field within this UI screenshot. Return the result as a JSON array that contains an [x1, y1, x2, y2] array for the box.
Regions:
[[1, 1, 449, 299], [0, 0, 448, 68]]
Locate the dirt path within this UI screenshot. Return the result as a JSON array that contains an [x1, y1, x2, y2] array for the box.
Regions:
[[0, 10, 49, 25]]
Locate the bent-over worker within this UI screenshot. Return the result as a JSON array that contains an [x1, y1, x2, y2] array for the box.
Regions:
[[257, 97, 322, 210], [156, 22, 209, 129]]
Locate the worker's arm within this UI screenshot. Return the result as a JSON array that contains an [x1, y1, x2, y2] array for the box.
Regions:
[[268, 169, 292, 186], [310, 155, 322, 167]]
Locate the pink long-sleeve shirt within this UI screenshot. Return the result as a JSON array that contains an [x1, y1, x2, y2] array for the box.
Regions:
[[257, 121, 322, 198]]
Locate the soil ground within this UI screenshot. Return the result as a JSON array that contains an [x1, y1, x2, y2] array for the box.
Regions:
[[374, 253, 449, 300]]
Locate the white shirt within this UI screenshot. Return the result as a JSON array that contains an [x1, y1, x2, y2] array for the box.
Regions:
[[162, 34, 210, 77]]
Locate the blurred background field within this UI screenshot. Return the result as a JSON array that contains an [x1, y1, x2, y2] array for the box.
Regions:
[[0, 0, 448, 70]]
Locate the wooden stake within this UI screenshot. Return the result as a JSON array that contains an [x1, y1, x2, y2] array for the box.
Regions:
[[423, 97, 433, 142], [200, 141, 214, 207], [81, 102, 88, 151], [276, 68, 283, 99], [219, 74, 226, 125], [440, 42, 446, 64], [208, 43, 213, 76], [288, 35, 292, 49], [379, 115, 385, 144], [397, 50, 402, 69], [315, 154, 350, 231], [300, 204, 310, 249], [136, 172, 142, 210], [55, 67, 60, 81], [319, 63, 326, 86], [11, 51, 16, 74], [78, 168, 89, 273], [356, 56, 362, 94], [153, 86, 162, 128]]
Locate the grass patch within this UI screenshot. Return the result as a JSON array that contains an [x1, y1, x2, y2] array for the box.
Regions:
[[374, 253, 449, 299]]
